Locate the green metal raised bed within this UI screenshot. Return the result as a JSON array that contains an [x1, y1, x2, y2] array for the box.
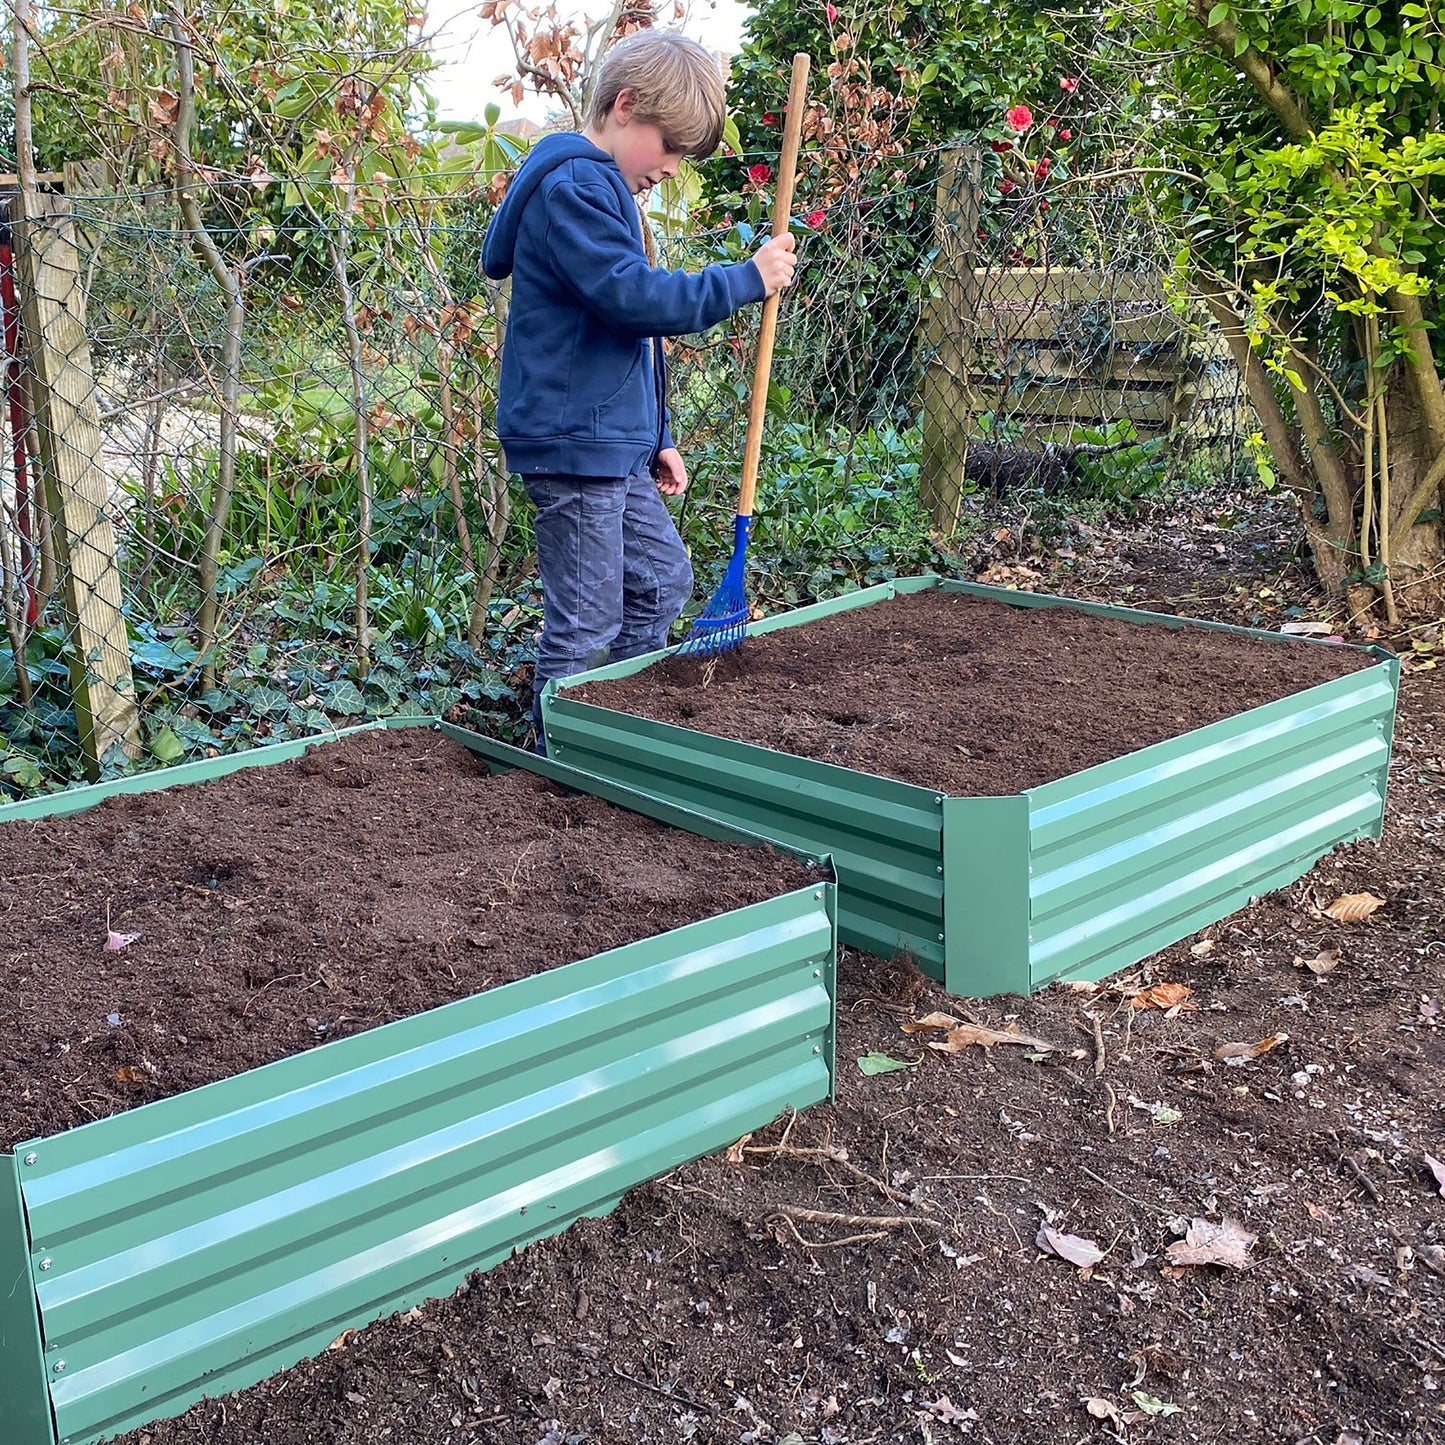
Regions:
[[542, 575, 1399, 997], [0, 721, 837, 1445]]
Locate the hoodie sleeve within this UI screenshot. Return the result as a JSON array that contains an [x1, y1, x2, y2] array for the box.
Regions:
[[543, 180, 766, 337]]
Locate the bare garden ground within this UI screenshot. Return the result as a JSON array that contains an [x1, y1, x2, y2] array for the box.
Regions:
[[120, 487, 1443, 1445]]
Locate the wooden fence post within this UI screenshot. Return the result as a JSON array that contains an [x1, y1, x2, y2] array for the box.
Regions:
[[12, 189, 140, 776], [919, 145, 981, 536]]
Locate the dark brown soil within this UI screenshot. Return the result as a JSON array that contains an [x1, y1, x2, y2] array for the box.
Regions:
[[0, 728, 813, 1150], [114, 664, 1445, 1445], [575, 590, 1371, 795]]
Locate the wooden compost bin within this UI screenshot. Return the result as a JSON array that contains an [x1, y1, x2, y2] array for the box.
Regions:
[[542, 577, 1398, 998], [0, 721, 837, 1445]]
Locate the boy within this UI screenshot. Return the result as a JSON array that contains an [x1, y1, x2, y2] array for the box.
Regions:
[[481, 29, 796, 749]]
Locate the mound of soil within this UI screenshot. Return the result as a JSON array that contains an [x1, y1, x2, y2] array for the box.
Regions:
[[575, 590, 1371, 795], [0, 728, 813, 1148]]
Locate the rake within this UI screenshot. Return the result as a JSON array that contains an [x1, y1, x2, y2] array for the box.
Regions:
[[679, 51, 810, 658]]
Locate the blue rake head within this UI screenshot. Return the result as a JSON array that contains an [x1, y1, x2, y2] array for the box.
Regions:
[[678, 515, 751, 658]]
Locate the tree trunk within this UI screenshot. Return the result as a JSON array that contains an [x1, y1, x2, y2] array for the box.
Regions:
[[1380, 384, 1445, 617]]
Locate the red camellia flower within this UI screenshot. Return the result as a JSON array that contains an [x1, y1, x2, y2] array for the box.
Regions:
[[998, 178, 1016, 194], [1059, 128, 1073, 141], [1059, 76, 1079, 93], [805, 208, 827, 229], [826, 2, 837, 21], [1034, 156, 1052, 178], [762, 112, 776, 125], [1005, 104, 1033, 132], [748, 163, 772, 186], [989, 139, 1013, 153]]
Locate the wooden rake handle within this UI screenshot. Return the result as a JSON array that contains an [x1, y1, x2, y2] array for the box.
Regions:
[[737, 51, 810, 520]]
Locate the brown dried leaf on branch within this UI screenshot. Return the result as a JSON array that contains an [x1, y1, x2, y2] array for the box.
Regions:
[[1164, 1217, 1256, 1270], [1130, 982, 1195, 1012], [1322, 891, 1385, 923], [148, 87, 180, 126]]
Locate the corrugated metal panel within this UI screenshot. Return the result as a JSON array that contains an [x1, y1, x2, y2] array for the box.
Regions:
[[546, 698, 946, 968], [942, 796, 1031, 997], [0, 722, 391, 824], [1, 1156, 54, 1445], [1026, 666, 1396, 986], [546, 574, 1398, 997], [17, 890, 834, 1445]]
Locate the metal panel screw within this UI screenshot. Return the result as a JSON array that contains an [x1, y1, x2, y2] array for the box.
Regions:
[[937, 932, 945, 942], [935, 794, 946, 804], [813, 1046, 821, 1054], [53, 1361, 66, 1374], [814, 890, 823, 899], [39, 1258, 52, 1272], [936, 865, 943, 874], [813, 969, 821, 978], [23, 1153, 36, 1166]]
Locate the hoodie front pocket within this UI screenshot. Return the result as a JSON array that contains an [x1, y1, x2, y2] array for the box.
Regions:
[[591, 348, 648, 439]]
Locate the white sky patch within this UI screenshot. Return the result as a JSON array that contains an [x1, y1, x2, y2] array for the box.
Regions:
[[425, 0, 754, 124]]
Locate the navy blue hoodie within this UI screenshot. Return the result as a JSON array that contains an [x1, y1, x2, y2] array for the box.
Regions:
[[482, 133, 767, 479]]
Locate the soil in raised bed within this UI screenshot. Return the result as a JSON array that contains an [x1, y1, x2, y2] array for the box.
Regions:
[[114, 657, 1444, 1445], [0, 729, 814, 1149], [575, 589, 1371, 795]]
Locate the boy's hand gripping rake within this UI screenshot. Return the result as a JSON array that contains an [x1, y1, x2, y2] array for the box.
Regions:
[[680, 52, 810, 658]]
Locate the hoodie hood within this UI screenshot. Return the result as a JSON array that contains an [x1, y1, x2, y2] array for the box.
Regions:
[[482, 133, 616, 280]]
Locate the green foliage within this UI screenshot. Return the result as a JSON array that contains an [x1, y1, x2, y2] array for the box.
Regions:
[[680, 419, 945, 612], [1068, 421, 1169, 501], [1131, 0, 1442, 396]]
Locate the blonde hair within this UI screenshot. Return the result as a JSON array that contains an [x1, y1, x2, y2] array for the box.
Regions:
[[586, 31, 727, 159]]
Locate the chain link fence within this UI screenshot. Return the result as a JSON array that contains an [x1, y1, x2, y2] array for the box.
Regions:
[[0, 138, 1252, 790]]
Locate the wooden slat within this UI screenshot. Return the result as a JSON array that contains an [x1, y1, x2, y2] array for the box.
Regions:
[[971, 267, 1164, 305], [961, 351, 1190, 385], [13, 190, 140, 775], [954, 382, 1177, 426]]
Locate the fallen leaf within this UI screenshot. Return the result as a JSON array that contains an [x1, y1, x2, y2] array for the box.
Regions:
[[921, 1396, 978, 1428], [927, 1022, 1056, 1054], [1189, 938, 1215, 957], [326, 1327, 359, 1352], [856, 1051, 919, 1075], [1037, 1223, 1105, 1268], [724, 1133, 753, 1165], [1214, 1031, 1289, 1063], [104, 929, 142, 952], [901, 1010, 961, 1034], [1294, 947, 1341, 976], [1165, 1217, 1256, 1270], [1130, 1390, 1183, 1417], [1083, 1396, 1123, 1426], [1323, 891, 1385, 923], [1131, 982, 1195, 1011], [1424, 1154, 1445, 1197], [344, 1391, 366, 1406], [114, 1065, 149, 1087]]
